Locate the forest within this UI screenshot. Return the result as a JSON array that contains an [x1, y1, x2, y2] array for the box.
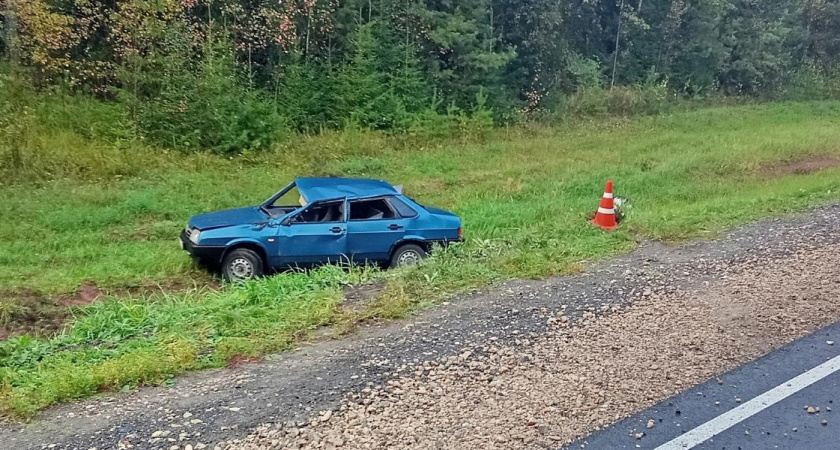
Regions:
[[2, 0, 840, 419], [2, 0, 839, 156]]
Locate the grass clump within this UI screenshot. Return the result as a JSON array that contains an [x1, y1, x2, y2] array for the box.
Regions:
[[0, 265, 375, 418], [2, 101, 840, 417]]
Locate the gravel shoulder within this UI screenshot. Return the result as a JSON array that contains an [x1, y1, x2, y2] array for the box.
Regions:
[[4, 205, 840, 450], [564, 319, 840, 449]]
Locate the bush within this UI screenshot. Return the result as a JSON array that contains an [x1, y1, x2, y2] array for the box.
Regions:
[[553, 81, 675, 120], [780, 65, 840, 101], [408, 90, 495, 140], [0, 70, 39, 177], [121, 36, 287, 154], [276, 58, 340, 133], [32, 88, 132, 143]]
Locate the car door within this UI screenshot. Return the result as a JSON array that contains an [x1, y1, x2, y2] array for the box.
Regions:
[[276, 199, 348, 266], [346, 197, 411, 262]]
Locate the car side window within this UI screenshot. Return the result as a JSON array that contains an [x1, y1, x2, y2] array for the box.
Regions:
[[387, 196, 419, 218], [349, 198, 397, 221], [292, 200, 344, 223]]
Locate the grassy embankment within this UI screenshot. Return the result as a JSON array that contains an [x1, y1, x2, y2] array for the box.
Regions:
[[1, 101, 840, 418]]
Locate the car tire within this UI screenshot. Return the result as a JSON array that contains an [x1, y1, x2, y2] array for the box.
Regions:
[[390, 243, 427, 268], [222, 248, 264, 282]]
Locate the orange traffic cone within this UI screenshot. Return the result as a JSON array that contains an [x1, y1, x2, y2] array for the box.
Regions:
[[592, 180, 619, 230]]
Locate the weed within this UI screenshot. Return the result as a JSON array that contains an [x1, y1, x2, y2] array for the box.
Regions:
[[1, 102, 840, 417]]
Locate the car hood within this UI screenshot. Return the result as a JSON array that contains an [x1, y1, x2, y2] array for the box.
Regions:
[[189, 206, 267, 230]]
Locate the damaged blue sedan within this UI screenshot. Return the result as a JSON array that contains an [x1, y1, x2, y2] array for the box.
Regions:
[[180, 177, 463, 281]]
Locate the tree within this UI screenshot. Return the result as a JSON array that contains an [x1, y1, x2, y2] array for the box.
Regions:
[[718, 0, 801, 94], [803, 0, 840, 71], [667, 0, 731, 94], [493, 0, 568, 110], [412, 0, 515, 109]]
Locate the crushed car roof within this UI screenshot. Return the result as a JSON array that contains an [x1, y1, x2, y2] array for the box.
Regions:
[[296, 177, 398, 203]]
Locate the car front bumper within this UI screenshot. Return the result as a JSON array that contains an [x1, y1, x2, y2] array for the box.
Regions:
[[180, 229, 226, 264]]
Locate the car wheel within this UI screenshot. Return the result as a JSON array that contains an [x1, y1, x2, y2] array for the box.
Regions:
[[390, 244, 427, 268], [222, 248, 264, 282]]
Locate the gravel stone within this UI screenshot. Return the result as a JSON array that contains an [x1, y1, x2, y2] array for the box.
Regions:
[[225, 238, 840, 449], [5, 205, 840, 450]]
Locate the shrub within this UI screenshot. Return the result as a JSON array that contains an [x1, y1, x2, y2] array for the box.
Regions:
[[780, 64, 840, 101], [553, 81, 675, 120], [276, 58, 340, 133], [408, 90, 495, 140], [19, 82, 133, 143], [0, 70, 41, 178], [120, 35, 287, 154]]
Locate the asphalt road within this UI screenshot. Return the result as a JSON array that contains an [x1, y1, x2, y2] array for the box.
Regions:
[[564, 320, 840, 450]]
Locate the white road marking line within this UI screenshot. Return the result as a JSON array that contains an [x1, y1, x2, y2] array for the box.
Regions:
[[655, 353, 840, 450]]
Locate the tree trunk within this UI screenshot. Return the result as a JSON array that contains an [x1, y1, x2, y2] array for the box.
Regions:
[[611, 0, 626, 90], [3, 2, 20, 64]]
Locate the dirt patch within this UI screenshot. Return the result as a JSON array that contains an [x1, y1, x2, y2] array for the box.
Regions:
[[59, 282, 103, 307], [226, 355, 264, 368], [0, 283, 106, 339], [0, 279, 220, 340], [0, 290, 70, 340], [761, 154, 840, 177], [342, 280, 387, 312]]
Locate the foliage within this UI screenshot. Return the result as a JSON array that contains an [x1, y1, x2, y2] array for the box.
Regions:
[[3, 0, 839, 144], [121, 34, 286, 154], [553, 81, 675, 119], [336, 21, 409, 130], [408, 90, 495, 139], [2, 102, 840, 416], [3, 0, 840, 419], [781, 64, 840, 100], [0, 69, 38, 175], [274, 55, 340, 132], [804, 0, 840, 72]]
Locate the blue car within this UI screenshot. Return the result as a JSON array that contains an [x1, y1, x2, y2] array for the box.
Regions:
[[180, 177, 462, 281]]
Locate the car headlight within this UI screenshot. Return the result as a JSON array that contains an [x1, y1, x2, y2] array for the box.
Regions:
[[189, 228, 201, 244]]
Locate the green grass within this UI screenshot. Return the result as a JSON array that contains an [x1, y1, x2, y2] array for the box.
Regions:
[[2, 101, 840, 418]]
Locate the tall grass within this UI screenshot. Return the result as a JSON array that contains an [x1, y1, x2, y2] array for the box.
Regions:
[[2, 101, 840, 417], [0, 265, 379, 417], [552, 82, 677, 119]]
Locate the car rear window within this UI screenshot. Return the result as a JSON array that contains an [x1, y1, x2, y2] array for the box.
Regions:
[[387, 196, 419, 218], [350, 198, 397, 221]]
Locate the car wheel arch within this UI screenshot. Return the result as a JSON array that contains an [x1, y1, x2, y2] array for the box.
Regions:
[[389, 238, 430, 258], [222, 240, 268, 267]]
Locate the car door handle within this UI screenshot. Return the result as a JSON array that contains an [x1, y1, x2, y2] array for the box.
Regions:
[[330, 227, 345, 234], [388, 224, 404, 230]]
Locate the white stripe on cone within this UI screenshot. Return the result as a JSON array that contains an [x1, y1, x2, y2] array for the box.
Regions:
[[602, 193, 614, 199], [598, 207, 615, 215]]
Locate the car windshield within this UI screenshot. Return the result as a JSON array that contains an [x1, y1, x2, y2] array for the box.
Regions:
[[262, 183, 306, 218]]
